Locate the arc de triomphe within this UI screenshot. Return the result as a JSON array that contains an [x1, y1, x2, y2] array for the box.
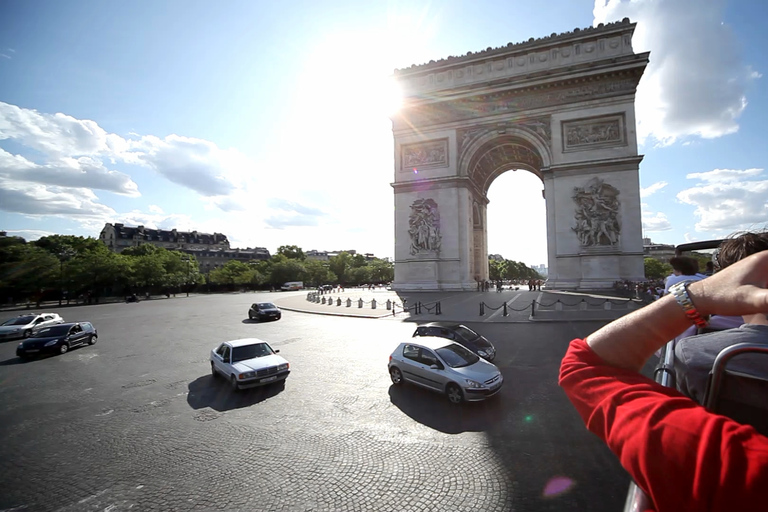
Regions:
[[391, 18, 648, 291]]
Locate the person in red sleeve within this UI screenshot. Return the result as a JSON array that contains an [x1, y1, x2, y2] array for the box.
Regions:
[[559, 250, 768, 512]]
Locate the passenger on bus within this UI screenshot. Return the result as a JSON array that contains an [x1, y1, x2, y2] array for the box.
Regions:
[[559, 250, 768, 512], [662, 256, 704, 295], [674, 231, 768, 402]]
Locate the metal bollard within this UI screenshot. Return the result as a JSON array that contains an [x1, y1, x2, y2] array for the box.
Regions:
[[371, 299, 377, 309], [337, 298, 342, 306], [436, 302, 441, 315], [531, 300, 536, 317], [358, 298, 363, 309], [321, 297, 326, 304], [503, 302, 508, 316], [579, 299, 587, 311], [346, 298, 352, 308], [386, 299, 392, 310], [480, 302, 485, 316]]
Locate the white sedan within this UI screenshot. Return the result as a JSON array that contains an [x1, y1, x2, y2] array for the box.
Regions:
[[0, 313, 64, 341], [210, 338, 290, 391]]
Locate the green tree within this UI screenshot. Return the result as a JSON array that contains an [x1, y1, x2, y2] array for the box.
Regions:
[[329, 252, 352, 284], [644, 258, 672, 280], [269, 260, 307, 286], [303, 259, 336, 287], [208, 260, 255, 288], [367, 259, 394, 283], [0, 242, 58, 303], [277, 245, 305, 260]]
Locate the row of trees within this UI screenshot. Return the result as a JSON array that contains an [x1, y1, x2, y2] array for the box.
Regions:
[[488, 258, 543, 281], [0, 236, 395, 305]]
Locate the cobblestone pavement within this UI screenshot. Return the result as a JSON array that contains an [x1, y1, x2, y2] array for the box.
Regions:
[[0, 293, 630, 512]]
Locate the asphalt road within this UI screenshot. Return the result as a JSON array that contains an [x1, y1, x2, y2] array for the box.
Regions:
[[0, 293, 630, 512]]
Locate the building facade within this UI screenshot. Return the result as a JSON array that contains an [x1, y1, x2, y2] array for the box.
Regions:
[[98, 223, 270, 271]]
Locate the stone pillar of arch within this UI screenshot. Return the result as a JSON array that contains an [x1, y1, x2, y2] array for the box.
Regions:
[[391, 19, 649, 291]]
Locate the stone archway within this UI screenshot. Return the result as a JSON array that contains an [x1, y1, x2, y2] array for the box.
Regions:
[[391, 18, 648, 291]]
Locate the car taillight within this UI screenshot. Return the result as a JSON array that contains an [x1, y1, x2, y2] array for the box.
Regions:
[[388, 355, 392, 362]]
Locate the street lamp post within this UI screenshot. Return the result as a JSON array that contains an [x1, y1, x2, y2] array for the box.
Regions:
[[186, 257, 190, 297]]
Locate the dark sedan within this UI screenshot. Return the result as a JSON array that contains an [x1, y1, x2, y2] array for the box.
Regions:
[[248, 302, 282, 322], [16, 322, 98, 358], [413, 322, 496, 361]]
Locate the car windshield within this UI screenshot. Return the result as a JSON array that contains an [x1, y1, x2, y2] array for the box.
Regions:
[[2, 316, 36, 326], [436, 344, 480, 368], [32, 325, 70, 337], [232, 343, 274, 362], [257, 303, 276, 309]]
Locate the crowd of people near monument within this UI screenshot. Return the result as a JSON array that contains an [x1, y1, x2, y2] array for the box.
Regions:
[[561, 230, 768, 511], [475, 279, 543, 292]]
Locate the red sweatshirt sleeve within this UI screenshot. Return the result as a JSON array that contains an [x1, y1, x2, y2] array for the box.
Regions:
[[559, 338, 768, 512]]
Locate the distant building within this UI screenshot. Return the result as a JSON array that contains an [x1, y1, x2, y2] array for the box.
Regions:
[[488, 254, 504, 262], [643, 238, 675, 262], [306, 249, 377, 262], [532, 264, 548, 277], [98, 223, 270, 271]]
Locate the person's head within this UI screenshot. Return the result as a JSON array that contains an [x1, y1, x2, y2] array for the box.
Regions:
[[716, 231, 768, 270], [716, 230, 768, 324], [668, 256, 699, 276]]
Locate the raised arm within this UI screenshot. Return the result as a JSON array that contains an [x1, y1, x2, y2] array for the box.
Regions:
[[585, 251, 768, 372]]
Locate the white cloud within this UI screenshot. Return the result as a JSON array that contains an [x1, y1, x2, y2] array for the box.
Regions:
[[640, 181, 668, 198], [0, 178, 117, 220], [593, 0, 759, 145], [3, 229, 57, 241], [148, 205, 164, 214], [124, 134, 247, 197], [677, 168, 768, 232], [642, 210, 673, 232], [0, 148, 139, 196]]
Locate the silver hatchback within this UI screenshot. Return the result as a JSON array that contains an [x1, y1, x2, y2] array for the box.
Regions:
[[388, 337, 503, 404]]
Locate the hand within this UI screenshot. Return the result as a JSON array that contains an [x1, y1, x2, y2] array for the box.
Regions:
[[688, 251, 768, 317]]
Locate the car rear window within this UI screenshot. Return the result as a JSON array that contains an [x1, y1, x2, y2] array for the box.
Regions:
[[453, 325, 479, 342], [436, 344, 480, 368], [3, 316, 36, 326]]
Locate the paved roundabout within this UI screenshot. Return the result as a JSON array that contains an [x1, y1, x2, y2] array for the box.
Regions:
[[0, 291, 633, 512]]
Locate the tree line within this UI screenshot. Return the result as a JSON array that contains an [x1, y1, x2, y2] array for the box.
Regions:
[[488, 258, 543, 281], [0, 236, 395, 305]]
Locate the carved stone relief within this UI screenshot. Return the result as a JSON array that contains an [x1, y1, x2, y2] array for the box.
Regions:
[[401, 76, 639, 127], [572, 177, 621, 247], [401, 139, 448, 170], [409, 198, 442, 255], [562, 114, 625, 152]]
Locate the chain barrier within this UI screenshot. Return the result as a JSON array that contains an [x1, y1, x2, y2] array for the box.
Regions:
[[479, 297, 642, 316], [306, 293, 441, 315]]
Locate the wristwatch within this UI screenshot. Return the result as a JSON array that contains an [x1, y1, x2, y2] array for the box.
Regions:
[[669, 281, 709, 328]]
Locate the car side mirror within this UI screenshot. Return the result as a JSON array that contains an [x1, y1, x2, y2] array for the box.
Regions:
[[430, 364, 440, 370], [274, 349, 280, 353]]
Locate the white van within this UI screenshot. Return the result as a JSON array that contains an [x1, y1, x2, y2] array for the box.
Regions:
[[280, 281, 304, 291]]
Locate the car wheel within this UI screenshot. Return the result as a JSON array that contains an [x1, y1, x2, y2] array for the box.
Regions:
[[88, 334, 97, 345], [211, 362, 218, 379], [446, 383, 463, 404], [230, 375, 239, 391], [248, 312, 254, 320], [59, 343, 69, 355], [389, 367, 403, 385]]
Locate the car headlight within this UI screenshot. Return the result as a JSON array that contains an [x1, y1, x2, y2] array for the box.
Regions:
[[239, 372, 255, 379], [464, 379, 483, 388], [478, 350, 488, 357], [44, 339, 62, 347], [277, 363, 289, 371]]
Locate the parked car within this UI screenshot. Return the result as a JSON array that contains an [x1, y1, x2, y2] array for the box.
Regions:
[[210, 338, 290, 391], [413, 322, 496, 361], [16, 322, 97, 358], [248, 302, 282, 321], [0, 313, 65, 341], [388, 337, 503, 404]]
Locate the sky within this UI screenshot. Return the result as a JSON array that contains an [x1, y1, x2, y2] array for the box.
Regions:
[[1, 0, 767, 267]]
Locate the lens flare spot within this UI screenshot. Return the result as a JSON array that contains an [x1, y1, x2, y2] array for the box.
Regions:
[[524, 414, 534, 422], [543, 476, 575, 498], [413, 168, 418, 174]]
